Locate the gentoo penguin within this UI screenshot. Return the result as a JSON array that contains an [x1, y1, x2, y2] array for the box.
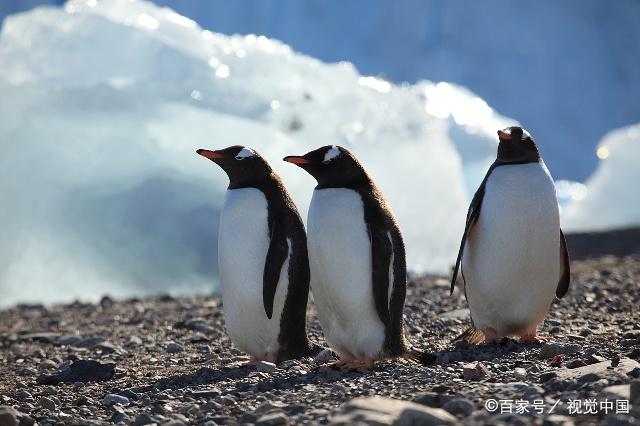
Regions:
[[450, 126, 571, 344], [284, 145, 408, 368], [197, 145, 314, 363]]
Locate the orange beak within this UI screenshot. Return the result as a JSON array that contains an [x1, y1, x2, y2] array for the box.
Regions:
[[497, 130, 511, 141], [197, 149, 223, 160], [283, 156, 311, 165]]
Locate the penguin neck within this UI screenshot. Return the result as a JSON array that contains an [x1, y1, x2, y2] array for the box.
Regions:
[[314, 165, 372, 190], [228, 172, 278, 191], [496, 143, 541, 164]]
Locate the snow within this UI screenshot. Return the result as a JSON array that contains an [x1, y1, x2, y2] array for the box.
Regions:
[[562, 123, 640, 232], [0, 0, 515, 306]]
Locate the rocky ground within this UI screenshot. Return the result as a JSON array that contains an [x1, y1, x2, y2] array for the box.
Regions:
[[1, 255, 639, 426]]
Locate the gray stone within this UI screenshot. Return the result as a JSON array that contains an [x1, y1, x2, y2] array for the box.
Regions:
[[539, 343, 581, 359], [0, 406, 20, 426], [413, 392, 452, 408], [330, 396, 457, 426], [256, 412, 289, 426], [542, 414, 575, 426], [54, 334, 82, 346], [600, 384, 631, 401], [256, 361, 277, 373], [38, 396, 57, 411], [442, 398, 475, 417], [556, 357, 640, 381], [438, 308, 470, 321], [165, 342, 184, 353], [463, 362, 489, 381], [133, 413, 157, 426], [605, 414, 640, 426], [631, 380, 640, 404], [103, 394, 130, 406], [313, 349, 334, 364]]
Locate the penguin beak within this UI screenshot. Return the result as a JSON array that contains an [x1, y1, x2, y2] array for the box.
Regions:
[[498, 130, 511, 141], [197, 149, 223, 160], [283, 156, 311, 165]]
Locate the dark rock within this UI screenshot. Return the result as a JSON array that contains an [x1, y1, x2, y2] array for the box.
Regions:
[[631, 380, 640, 404], [331, 396, 457, 425], [102, 394, 130, 406], [165, 342, 184, 353], [18, 333, 60, 343], [442, 398, 475, 417], [38, 359, 115, 384], [463, 362, 489, 381], [0, 406, 20, 426], [256, 361, 277, 373], [413, 392, 452, 408], [37, 396, 56, 411], [256, 412, 289, 426], [133, 413, 156, 426]]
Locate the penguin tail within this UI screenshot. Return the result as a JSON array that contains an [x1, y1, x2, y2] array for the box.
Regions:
[[454, 326, 485, 345], [401, 348, 438, 365]]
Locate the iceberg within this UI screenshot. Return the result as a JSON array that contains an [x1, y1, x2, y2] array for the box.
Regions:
[[562, 123, 640, 232], [0, 0, 513, 306]]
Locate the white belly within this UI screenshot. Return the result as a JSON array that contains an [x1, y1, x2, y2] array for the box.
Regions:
[[218, 188, 289, 357], [307, 188, 385, 359], [462, 162, 560, 337]]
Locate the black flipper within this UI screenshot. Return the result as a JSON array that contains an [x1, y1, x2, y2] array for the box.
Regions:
[[556, 229, 571, 298], [263, 218, 289, 319], [369, 224, 393, 327], [386, 226, 409, 355], [450, 162, 498, 295]]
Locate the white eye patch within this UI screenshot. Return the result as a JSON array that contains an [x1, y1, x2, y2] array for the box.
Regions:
[[323, 145, 340, 164], [521, 129, 531, 140], [235, 147, 256, 160]]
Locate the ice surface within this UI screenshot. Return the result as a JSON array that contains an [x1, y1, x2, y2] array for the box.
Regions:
[[562, 123, 640, 232], [0, 0, 514, 306]]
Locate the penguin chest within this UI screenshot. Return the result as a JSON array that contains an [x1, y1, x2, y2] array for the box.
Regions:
[[218, 188, 289, 356], [462, 163, 560, 336], [307, 188, 385, 359]]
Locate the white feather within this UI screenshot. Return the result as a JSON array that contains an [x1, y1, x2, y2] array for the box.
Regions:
[[307, 188, 385, 359], [218, 188, 289, 357], [323, 145, 340, 163], [235, 147, 256, 159], [462, 162, 560, 337]]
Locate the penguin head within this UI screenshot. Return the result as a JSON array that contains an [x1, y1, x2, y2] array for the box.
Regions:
[[196, 145, 272, 188], [283, 145, 369, 187], [496, 126, 541, 163]]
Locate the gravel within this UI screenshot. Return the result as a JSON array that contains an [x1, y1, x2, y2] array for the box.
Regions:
[[0, 254, 638, 425]]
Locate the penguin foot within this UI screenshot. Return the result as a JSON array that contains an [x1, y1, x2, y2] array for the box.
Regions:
[[335, 357, 375, 370], [519, 332, 546, 343], [482, 328, 499, 344], [265, 352, 277, 364]]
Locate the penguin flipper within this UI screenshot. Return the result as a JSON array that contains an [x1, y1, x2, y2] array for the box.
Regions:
[[369, 223, 393, 327], [263, 219, 289, 319], [450, 175, 488, 294], [386, 226, 409, 355], [555, 229, 571, 298]]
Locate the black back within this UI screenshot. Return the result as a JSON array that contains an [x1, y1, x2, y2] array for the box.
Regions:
[[285, 145, 408, 356], [450, 127, 571, 300], [197, 146, 313, 361]]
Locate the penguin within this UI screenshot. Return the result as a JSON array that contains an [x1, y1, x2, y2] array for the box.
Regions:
[[284, 145, 408, 368], [197, 145, 314, 363], [450, 126, 571, 344]]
